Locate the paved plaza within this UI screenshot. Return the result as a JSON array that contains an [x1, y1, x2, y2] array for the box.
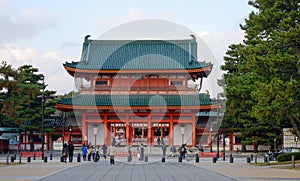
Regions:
[[0, 155, 299, 181]]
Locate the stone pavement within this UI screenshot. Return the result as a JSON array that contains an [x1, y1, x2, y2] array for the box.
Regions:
[[192, 162, 300, 181], [0, 156, 299, 181]]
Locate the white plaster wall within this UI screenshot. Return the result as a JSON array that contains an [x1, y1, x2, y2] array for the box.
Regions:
[[173, 124, 192, 145], [87, 123, 104, 146]]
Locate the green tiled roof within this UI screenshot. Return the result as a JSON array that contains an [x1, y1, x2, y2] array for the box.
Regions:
[[64, 37, 212, 71], [0, 127, 24, 132], [57, 94, 212, 107]]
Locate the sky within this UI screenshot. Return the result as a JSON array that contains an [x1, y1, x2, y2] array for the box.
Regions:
[[0, 0, 254, 95]]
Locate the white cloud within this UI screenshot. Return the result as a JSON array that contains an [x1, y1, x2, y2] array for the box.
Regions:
[[0, 2, 57, 44], [0, 43, 74, 94], [196, 30, 245, 96], [197, 30, 245, 65]]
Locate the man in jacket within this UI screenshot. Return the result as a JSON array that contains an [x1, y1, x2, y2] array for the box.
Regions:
[[68, 141, 74, 162], [108, 143, 116, 165]]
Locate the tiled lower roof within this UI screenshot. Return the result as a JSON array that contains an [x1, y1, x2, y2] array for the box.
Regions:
[[57, 94, 212, 107]]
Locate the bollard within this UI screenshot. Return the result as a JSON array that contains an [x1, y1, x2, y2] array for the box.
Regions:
[[33, 154, 36, 160], [213, 157, 217, 163], [44, 157, 47, 163], [230, 157, 234, 163], [27, 157, 31, 162], [223, 154, 225, 161], [250, 154, 253, 161], [14, 154, 17, 160], [255, 155, 257, 164], [11, 156, 14, 163], [247, 157, 251, 163], [19, 154, 21, 163], [178, 156, 182, 162], [230, 153, 232, 159], [161, 157, 165, 162], [50, 153, 53, 160], [144, 155, 148, 162], [195, 154, 199, 163], [6, 154, 9, 165], [77, 153, 81, 162], [292, 155, 295, 168]]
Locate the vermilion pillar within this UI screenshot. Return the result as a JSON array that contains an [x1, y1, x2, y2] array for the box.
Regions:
[[82, 114, 87, 145], [169, 112, 174, 146], [192, 114, 196, 146]]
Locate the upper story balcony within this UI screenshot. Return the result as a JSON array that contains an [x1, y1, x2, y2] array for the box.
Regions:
[[79, 85, 198, 94]]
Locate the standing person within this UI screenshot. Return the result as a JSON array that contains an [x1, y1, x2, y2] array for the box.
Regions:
[[101, 143, 108, 159], [180, 144, 187, 159], [91, 146, 96, 161], [95, 146, 100, 162], [68, 141, 74, 162], [157, 138, 161, 146], [170, 145, 176, 157], [82, 143, 87, 161], [87, 145, 92, 161], [139, 144, 144, 161], [108, 143, 116, 165], [161, 143, 167, 157], [128, 145, 132, 162], [62, 143, 68, 163]]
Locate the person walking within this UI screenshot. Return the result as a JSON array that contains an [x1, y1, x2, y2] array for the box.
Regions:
[[82, 143, 87, 161], [101, 143, 108, 159], [62, 143, 68, 163], [68, 141, 74, 162], [108, 143, 116, 165], [170, 145, 176, 157], [161, 143, 167, 157]]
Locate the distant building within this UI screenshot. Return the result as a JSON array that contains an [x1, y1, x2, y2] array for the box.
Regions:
[[283, 128, 299, 148]]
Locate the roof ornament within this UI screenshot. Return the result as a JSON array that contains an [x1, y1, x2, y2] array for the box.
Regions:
[[84, 35, 91, 44], [190, 34, 196, 41]]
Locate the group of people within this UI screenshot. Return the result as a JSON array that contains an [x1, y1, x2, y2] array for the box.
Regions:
[[166, 143, 204, 159], [62, 141, 74, 163], [63, 141, 205, 164], [81, 143, 116, 165]]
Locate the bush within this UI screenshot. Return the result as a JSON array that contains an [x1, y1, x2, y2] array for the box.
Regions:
[[277, 152, 300, 162]]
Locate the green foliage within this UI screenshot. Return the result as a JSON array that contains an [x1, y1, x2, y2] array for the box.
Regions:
[[0, 61, 57, 132], [222, 0, 300, 148], [277, 152, 300, 162]]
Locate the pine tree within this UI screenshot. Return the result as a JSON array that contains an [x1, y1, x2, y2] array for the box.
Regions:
[[222, 0, 300, 149]]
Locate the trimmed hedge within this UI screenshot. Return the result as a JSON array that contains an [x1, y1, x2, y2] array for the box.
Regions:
[[277, 152, 300, 162]]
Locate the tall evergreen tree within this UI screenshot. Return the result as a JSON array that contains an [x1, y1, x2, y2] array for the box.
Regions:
[[222, 0, 300, 148], [0, 62, 56, 131]]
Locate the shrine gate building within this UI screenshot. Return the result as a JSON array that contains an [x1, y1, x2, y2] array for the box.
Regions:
[[56, 35, 216, 147]]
